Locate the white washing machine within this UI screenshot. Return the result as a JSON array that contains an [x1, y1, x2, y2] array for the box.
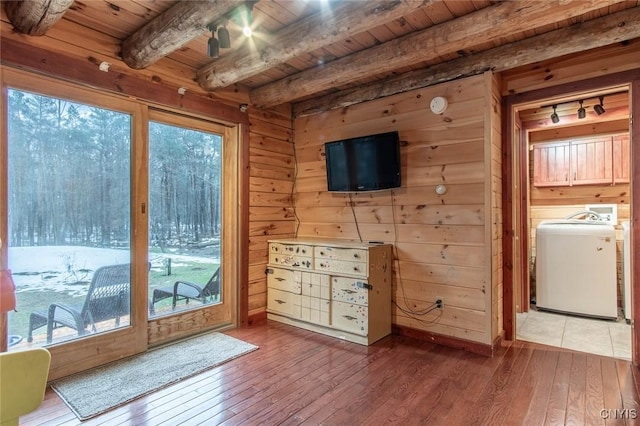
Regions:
[[536, 219, 617, 319], [622, 221, 631, 321]]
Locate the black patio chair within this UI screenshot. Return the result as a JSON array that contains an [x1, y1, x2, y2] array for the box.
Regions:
[[150, 266, 220, 314], [27, 263, 131, 344]]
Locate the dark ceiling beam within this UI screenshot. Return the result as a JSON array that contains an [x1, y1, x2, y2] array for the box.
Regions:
[[293, 6, 640, 117], [196, 0, 436, 90], [121, 0, 239, 70], [3, 0, 74, 36], [251, 0, 626, 109]]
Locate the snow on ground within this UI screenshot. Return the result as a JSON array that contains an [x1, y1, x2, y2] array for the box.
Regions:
[[8, 246, 217, 296]]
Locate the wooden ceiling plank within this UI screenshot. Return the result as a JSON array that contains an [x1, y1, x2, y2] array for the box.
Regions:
[[121, 0, 239, 70], [3, 0, 74, 36], [253, 0, 628, 109], [293, 6, 640, 117], [196, 0, 438, 90]]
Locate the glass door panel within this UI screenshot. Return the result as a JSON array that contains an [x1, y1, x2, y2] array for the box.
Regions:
[[6, 88, 132, 347], [148, 119, 222, 318]]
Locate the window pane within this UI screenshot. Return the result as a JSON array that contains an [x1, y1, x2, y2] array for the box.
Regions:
[[148, 121, 222, 317], [7, 88, 131, 347]]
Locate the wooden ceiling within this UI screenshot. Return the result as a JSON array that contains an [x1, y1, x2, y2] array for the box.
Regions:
[[2, 0, 640, 117]]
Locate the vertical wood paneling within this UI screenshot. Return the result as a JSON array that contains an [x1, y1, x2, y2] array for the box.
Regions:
[[293, 74, 497, 345], [490, 72, 504, 342]]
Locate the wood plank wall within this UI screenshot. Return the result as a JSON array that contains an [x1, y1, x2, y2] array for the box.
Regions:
[[247, 106, 295, 319], [292, 73, 501, 346]]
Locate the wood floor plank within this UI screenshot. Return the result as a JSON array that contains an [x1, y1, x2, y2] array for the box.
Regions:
[[544, 351, 573, 425], [565, 353, 587, 426], [519, 347, 561, 425], [502, 345, 548, 425], [602, 357, 626, 426], [584, 355, 606, 426], [18, 322, 640, 426]]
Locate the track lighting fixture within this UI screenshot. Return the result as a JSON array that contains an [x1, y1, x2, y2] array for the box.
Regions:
[[577, 100, 586, 119], [217, 21, 230, 49], [542, 91, 624, 124], [207, 24, 219, 58], [594, 96, 606, 115], [550, 105, 560, 124]]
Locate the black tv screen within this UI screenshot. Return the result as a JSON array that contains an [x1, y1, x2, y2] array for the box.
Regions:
[[325, 131, 401, 192]]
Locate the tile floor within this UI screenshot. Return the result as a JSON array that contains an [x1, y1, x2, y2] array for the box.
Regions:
[[516, 308, 631, 360]]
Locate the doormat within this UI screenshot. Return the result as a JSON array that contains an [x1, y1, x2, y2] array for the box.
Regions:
[[50, 332, 258, 420]]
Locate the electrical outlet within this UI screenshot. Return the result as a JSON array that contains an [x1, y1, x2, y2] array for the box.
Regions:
[[435, 297, 443, 309]]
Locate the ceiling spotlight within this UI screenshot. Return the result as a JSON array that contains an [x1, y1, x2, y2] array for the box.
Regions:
[[594, 96, 606, 115], [207, 23, 219, 58], [577, 100, 586, 119], [242, 1, 254, 37], [550, 105, 560, 124], [217, 23, 230, 49]]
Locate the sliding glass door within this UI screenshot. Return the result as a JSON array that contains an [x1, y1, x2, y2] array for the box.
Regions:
[[1, 68, 240, 377]]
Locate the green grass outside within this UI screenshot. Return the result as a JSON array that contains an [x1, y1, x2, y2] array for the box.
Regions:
[[8, 260, 219, 342]]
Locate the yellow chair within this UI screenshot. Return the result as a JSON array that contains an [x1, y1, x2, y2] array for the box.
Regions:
[[0, 348, 51, 426]]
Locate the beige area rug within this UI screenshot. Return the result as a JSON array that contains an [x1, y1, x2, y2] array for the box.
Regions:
[[50, 332, 258, 420]]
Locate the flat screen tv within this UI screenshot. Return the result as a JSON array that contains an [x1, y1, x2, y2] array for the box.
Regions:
[[325, 131, 401, 192]]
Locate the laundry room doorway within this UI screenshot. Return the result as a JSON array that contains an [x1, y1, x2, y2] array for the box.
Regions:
[[503, 69, 640, 363]]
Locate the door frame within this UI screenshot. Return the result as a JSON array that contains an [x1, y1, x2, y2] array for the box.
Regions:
[[0, 66, 246, 379], [502, 68, 640, 364]]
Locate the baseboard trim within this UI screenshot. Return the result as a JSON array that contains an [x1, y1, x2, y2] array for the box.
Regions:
[[247, 311, 267, 326], [392, 325, 503, 357]]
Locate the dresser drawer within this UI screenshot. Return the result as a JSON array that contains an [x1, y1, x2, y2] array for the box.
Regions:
[[314, 246, 367, 263], [266, 267, 301, 294], [268, 288, 301, 318], [315, 258, 367, 276], [269, 252, 313, 269], [332, 300, 368, 336], [270, 243, 312, 257], [331, 276, 369, 306]]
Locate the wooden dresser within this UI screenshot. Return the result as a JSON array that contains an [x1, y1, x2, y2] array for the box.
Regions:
[[266, 238, 392, 345]]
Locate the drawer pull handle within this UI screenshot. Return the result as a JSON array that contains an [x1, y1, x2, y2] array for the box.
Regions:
[[342, 289, 357, 294], [342, 315, 357, 321], [275, 277, 286, 281], [353, 253, 359, 259], [275, 299, 286, 304], [265, 268, 274, 274], [357, 282, 373, 290]]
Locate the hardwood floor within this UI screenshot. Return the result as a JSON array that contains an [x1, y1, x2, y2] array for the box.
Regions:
[[21, 321, 640, 425]]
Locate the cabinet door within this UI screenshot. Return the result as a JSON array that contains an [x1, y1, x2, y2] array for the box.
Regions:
[[332, 301, 368, 336], [268, 288, 301, 318], [570, 137, 613, 185], [612, 134, 630, 184], [532, 143, 571, 187]]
